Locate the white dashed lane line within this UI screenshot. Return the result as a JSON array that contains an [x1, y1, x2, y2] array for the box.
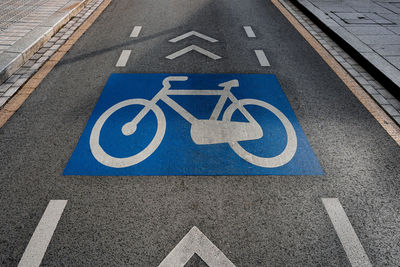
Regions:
[[116, 50, 131, 67], [254, 50, 270, 67], [18, 200, 68, 267], [130, 26, 142, 38], [243, 26, 256, 38], [322, 198, 372, 267]]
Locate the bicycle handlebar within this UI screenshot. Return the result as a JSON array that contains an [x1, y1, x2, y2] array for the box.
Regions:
[[162, 76, 189, 88]]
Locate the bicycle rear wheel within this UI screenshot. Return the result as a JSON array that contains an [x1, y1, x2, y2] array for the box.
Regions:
[[223, 98, 297, 168]]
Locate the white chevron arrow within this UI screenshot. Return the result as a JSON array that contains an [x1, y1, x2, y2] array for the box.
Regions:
[[158, 226, 235, 267], [166, 45, 221, 60], [169, 31, 218, 43]]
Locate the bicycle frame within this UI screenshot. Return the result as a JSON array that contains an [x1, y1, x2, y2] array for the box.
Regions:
[[124, 76, 258, 132]]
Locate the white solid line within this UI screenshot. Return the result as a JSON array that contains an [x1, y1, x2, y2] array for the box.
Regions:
[[116, 50, 131, 67], [322, 198, 372, 267], [254, 50, 270, 67], [18, 200, 68, 267], [243, 26, 256, 38], [158, 226, 235, 267], [130, 26, 142, 37]]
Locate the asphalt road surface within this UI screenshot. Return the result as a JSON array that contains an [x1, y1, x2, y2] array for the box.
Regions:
[[1, 0, 400, 266]]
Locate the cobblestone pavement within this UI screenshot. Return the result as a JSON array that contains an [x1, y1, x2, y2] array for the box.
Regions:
[[294, 0, 400, 92], [281, 0, 400, 125], [0, 0, 73, 54]]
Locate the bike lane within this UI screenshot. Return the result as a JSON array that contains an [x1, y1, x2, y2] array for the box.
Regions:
[[0, 0, 400, 266]]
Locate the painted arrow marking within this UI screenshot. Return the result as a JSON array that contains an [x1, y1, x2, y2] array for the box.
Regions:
[[158, 226, 236, 267], [166, 45, 221, 60], [169, 30, 218, 43]]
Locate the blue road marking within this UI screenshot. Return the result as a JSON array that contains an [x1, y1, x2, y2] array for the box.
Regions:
[[64, 73, 323, 175]]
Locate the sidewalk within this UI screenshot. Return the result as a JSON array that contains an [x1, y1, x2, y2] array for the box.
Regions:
[[292, 0, 400, 96], [0, 0, 90, 84]]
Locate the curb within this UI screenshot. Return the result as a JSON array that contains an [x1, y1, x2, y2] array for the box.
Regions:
[[289, 0, 400, 99], [0, 0, 113, 128], [0, 0, 92, 84]]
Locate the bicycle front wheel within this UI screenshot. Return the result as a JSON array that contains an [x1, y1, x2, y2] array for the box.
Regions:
[[223, 98, 297, 168], [90, 99, 166, 168]]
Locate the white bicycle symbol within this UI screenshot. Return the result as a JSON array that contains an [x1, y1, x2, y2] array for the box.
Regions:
[[90, 76, 297, 168]]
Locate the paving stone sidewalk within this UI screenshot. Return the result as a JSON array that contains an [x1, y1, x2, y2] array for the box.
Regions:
[[0, 0, 90, 84], [293, 0, 400, 95], [279, 0, 400, 125], [0, 0, 104, 108]]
